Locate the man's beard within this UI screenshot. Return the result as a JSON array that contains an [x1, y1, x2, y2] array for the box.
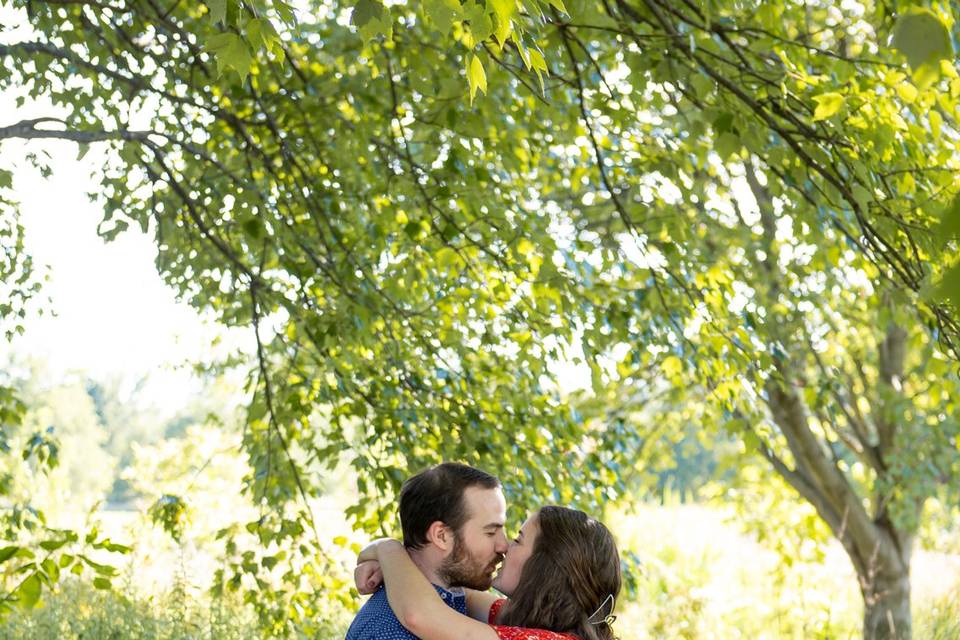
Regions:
[[439, 532, 504, 590]]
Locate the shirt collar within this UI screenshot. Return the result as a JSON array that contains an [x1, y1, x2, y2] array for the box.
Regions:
[[433, 584, 466, 603]]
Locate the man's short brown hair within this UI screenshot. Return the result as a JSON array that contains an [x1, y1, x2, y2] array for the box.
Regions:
[[399, 462, 500, 549]]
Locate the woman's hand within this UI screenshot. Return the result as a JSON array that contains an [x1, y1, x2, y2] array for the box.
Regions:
[[355, 560, 383, 595], [358, 537, 404, 564]]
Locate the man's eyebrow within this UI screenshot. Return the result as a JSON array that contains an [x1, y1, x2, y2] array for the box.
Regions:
[[483, 523, 505, 530]]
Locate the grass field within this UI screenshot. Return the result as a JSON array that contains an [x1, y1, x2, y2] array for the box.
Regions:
[[609, 505, 960, 639], [5, 495, 959, 639]]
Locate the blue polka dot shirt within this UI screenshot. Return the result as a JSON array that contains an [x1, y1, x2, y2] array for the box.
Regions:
[[345, 583, 467, 639]]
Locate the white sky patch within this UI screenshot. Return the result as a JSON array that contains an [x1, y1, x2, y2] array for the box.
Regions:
[[729, 175, 761, 226], [542, 331, 591, 396], [684, 303, 711, 341], [727, 281, 756, 315], [0, 4, 34, 43], [619, 232, 667, 271], [1, 91, 247, 416]]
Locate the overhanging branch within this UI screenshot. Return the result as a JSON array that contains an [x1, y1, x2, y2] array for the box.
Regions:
[[0, 118, 153, 143]]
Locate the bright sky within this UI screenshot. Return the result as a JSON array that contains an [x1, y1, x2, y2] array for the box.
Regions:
[[1, 96, 241, 412]]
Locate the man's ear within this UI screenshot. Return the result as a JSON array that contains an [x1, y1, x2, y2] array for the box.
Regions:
[[425, 521, 454, 552]]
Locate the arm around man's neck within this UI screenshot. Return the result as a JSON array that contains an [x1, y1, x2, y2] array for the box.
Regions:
[[372, 540, 500, 640]]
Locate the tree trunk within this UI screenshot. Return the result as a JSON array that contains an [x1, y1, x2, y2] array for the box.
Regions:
[[860, 545, 912, 640], [746, 160, 922, 640]]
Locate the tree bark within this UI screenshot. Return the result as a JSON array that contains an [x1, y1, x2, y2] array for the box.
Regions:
[[861, 552, 912, 640]]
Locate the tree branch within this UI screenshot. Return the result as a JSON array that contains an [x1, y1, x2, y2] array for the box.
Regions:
[[0, 118, 153, 143], [876, 320, 907, 456]]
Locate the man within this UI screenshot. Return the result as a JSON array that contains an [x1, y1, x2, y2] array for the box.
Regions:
[[345, 462, 508, 639]]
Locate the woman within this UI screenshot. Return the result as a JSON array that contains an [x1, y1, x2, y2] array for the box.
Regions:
[[356, 505, 621, 640]]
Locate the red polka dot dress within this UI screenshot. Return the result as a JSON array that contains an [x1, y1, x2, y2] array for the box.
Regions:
[[487, 599, 580, 640]]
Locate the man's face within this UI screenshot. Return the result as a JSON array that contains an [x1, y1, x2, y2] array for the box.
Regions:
[[439, 486, 507, 590]]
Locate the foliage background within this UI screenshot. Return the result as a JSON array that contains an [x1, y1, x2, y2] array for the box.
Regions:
[[3, 0, 960, 637]]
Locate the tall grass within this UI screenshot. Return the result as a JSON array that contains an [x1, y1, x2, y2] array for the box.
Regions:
[[5, 572, 954, 639], [609, 505, 960, 639], [0, 577, 259, 640], [4, 502, 957, 639], [915, 586, 960, 640]]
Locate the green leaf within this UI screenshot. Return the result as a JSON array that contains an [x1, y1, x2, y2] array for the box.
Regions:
[[208, 0, 227, 24], [463, 2, 493, 45], [275, 0, 296, 25], [79, 554, 118, 576], [352, 0, 384, 28], [15, 574, 41, 609], [912, 62, 941, 90], [242, 217, 264, 240], [403, 220, 425, 239], [932, 260, 960, 307], [895, 81, 918, 104], [545, 0, 567, 13], [690, 74, 713, 97], [38, 539, 67, 552], [436, 247, 463, 271], [93, 577, 112, 590], [892, 9, 952, 72], [244, 18, 266, 49], [934, 193, 960, 248], [812, 92, 844, 121], [712, 112, 734, 134], [851, 184, 872, 211], [352, 0, 391, 40], [424, 0, 459, 34], [489, 0, 516, 42], [41, 558, 59, 583], [714, 132, 741, 160], [467, 55, 487, 104], [661, 355, 683, 382], [205, 33, 252, 82], [0, 546, 18, 564], [929, 110, 943, 140], [528, 49, 548, 93]]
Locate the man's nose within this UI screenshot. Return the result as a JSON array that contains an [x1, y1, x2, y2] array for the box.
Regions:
[[494, 531, 508, 554]]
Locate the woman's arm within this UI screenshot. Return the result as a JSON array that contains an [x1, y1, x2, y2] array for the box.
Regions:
[[464, 589, 502, 623], [371, 540, 499, 640]]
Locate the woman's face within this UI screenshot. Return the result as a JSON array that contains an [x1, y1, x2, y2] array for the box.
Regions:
[[491, 511, 539, 596]]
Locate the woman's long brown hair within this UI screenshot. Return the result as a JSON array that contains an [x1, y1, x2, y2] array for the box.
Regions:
[[498, 506, 621, 640]]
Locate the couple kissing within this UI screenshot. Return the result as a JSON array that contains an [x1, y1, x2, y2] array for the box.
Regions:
[[346, 462, 620, 640]]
